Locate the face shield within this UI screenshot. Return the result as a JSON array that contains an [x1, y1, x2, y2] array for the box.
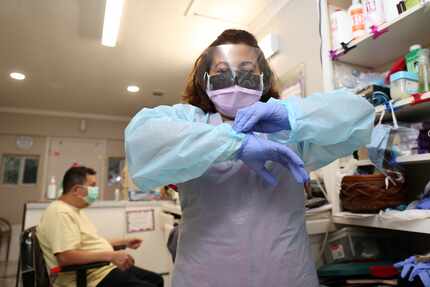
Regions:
[[204, 44, 265, 92]]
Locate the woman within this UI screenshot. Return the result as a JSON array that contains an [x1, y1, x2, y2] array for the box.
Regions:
[[125, 29, 374, 287]]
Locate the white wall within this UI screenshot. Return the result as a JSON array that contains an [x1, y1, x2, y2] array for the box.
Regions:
[[0, 112, 128, 225], [252, 0, 323, 95]]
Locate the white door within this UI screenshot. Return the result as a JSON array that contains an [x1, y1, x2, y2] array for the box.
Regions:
[[45, 137, 107, 198]]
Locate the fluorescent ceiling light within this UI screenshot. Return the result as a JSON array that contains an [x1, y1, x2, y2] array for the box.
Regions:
[[101, 0, 125, 47], [10, 72, 26, 80], [127, 85, 140, 93]]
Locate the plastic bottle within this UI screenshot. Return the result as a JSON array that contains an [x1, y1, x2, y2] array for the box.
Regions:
[[382, 0, 399, 22], [114, 188, 120, 201], [349, 0, 366, 39], [57, 187, 63, 198], [418, 49, 430, 93], [405, 0, 421, 10], [47, 176, 57, 200], [406, 44, 422, 74], [363, 0, 386, 28], [331, 9, 353, 48]]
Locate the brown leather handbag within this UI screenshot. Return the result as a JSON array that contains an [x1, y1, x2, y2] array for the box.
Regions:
[[340, 173, 407, 213]]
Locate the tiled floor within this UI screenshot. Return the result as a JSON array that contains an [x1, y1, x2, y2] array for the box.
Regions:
[[0, 261, 17, 287]]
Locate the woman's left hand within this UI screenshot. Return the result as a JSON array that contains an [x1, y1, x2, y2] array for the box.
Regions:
[[233, 102, 290, 134]]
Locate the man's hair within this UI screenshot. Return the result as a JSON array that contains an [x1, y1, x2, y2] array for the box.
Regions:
[[62, 166, 96, 194]]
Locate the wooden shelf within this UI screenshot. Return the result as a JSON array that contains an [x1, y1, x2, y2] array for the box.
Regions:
[[375, 96, 414, 114], [333, 212, 430, 234], [306, 218, 335, 235], [397, 153, 430, 164], [375, 93, 430, 122], [355, 153, 430, 166], [333, 4, 430, 68]]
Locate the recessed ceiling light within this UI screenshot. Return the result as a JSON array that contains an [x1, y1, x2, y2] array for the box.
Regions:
[[127, 85, 140, 93], [10, 72, 26, 80]]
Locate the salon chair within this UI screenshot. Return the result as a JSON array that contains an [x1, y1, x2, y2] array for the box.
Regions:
[[18, 226, 109, 287], [0, 218, 11, 264]]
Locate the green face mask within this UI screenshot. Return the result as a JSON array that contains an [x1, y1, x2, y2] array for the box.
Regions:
[[84, 186, 99, 204]]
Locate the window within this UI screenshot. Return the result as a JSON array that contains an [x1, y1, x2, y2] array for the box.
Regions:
[[1, 155, 39, 185], [108, 157, 125, 187]]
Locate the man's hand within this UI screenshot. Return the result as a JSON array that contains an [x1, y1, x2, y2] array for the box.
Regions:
[[111, 251, 134, 271], [126, 238, 142, 250]]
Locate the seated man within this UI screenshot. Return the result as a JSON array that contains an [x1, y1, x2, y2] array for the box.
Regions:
[[37, 166, 163, 287]]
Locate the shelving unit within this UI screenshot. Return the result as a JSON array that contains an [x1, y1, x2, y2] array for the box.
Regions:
[[332, 212, 430, 234], [375, 93, 430, 111], [398, 153, 430, 164], [332, 3, 430, 68], [306, 218, 335, 235], [356, 153, 430, 166], [320, 0, 430, 235], [375, 93, 430, 122]]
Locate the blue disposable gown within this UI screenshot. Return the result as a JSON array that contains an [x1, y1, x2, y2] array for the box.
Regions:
[[125, 89, 374, 287]]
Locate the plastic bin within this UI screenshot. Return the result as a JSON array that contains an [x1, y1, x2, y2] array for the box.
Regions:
[[323, 227, 394, 264], [390, 71, 419, 100]]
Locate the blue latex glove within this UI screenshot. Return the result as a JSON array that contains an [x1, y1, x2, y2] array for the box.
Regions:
[[418, 270, 430, 287], [395, 256, 417, 278], [237, 134, 309, 186], [409, 263, 430, 284], [417, 197, 430, 210], [233, 102, 290, 133]]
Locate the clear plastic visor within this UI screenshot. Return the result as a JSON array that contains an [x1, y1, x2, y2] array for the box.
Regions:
[[205, 44, 264, 91]]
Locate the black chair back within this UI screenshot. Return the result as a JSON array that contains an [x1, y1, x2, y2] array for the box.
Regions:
[[20, 226, 50, 287]]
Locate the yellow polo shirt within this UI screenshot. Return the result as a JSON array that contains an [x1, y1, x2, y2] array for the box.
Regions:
[[37, 200, 115, 287]]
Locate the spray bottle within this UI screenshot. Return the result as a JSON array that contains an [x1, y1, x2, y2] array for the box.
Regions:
[[47, 176, 57, 200], [349, 0, 366, 39]]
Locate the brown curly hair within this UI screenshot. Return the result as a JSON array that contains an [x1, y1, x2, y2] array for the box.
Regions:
[[182, 29, 280, 113]]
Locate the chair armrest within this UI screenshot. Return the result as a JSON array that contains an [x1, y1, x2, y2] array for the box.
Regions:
[[52, 262, 110, 273]]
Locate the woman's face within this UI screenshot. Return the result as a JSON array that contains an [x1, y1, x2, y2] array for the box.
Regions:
[[204, 45, 264, 120], [209, 44, 261, 77]]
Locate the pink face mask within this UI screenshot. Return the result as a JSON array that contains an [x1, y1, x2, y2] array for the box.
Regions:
[[207, 85, 263, 118]]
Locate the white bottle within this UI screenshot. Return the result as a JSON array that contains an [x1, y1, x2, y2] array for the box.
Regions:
[[57, 187, 63, 198], [382, 0, 399, 22], [349, 0, 366, 39], [331, 9, 353, 48], [363, 0, 385, 28], [47, 176, 57, 200], [114, 188, 120, 201]]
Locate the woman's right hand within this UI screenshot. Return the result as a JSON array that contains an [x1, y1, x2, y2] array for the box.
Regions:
[[236, 134, 309, 186]]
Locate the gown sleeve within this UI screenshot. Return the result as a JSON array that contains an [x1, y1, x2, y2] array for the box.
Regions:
[[125, 104, 245, 191], [268, 89, 375, 171]]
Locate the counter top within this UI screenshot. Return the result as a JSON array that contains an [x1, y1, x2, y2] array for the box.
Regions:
[[26, 200, 177, 209], [26, 201, 331, 235]]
